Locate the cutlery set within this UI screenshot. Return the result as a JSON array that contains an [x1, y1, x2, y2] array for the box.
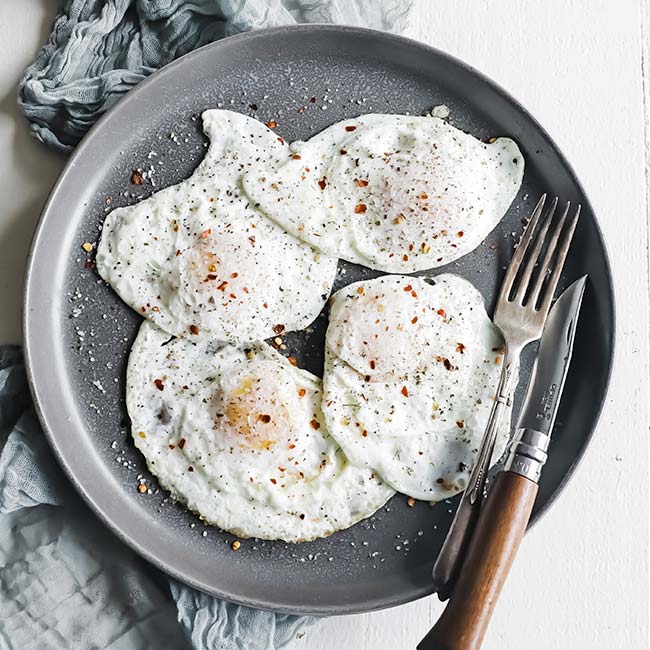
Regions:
[[419, 195, 585, 649]]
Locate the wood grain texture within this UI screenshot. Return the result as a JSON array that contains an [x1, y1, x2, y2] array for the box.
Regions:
[[418, 472, 538, 650]]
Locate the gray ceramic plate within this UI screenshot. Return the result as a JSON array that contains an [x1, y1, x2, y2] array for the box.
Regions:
[[24, 25, 614, 615]]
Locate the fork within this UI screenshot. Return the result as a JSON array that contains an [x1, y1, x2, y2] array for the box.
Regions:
[[431, 194, 580, 600]]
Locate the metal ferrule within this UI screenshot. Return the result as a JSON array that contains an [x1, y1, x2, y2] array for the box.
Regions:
[[504, 428, 551, 483]]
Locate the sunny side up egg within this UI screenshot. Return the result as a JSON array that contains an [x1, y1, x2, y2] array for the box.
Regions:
[[322, 274, 512, 502], [242, 114, 523, 273], [96, 110, 337, 344], [127, 321, 395, 542]]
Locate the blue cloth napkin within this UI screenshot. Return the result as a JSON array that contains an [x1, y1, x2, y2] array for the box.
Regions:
[[8, 1, 414, 648], [19, 0, 413, 151]]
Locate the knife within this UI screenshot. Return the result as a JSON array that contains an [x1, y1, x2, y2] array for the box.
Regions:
[[418, 275, 587, 650]]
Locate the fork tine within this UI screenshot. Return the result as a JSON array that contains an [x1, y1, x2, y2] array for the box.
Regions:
[[537, 205, 581, 316], [527, 201, 571, 307], [513, 196, 558, 304], [498, 194, 547, 302]]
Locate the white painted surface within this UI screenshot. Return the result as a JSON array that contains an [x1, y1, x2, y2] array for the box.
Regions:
[[0, 1, 647, 649]]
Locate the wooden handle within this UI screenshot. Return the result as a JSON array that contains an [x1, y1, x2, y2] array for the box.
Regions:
[[418, 471, 538, 650]]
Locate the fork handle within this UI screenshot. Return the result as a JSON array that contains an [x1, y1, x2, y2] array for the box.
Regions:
[[432, 357, 518, 598], [418, 470, 538, 650]]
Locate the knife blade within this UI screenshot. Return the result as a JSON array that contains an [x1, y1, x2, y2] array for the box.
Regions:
[[504, 275, 587, 482]]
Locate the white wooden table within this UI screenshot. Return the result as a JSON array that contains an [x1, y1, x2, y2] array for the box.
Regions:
[[1, 1, 648, 649]]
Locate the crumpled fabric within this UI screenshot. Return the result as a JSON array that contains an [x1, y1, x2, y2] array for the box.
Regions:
[[0, 347, 315, 649], [18, 0, 414, 150]]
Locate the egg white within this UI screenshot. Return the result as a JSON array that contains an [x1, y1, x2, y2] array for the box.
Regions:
[[322, 274, 512, 501], [127, 321, 395, 542], [242, 114, 523, 273], [97, 110, 337, 344]]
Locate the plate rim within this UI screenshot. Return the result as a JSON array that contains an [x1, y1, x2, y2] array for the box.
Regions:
[[23, 23, 616, 615]]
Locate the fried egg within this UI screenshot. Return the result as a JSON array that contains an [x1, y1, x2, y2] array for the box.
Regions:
[[127, 321, 394, 542], [322, 274, 511, 501], [97, 110, 337, 344], [242, 114, 523, 272]]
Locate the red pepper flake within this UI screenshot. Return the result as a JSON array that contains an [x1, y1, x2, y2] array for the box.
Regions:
[[318, 178, 327, 190], [289, 444, 296, 449], [258, 414, 272, 424], [457, 230, 464, 237], [339, 148, 347, 155], [249, 476, 254, 482], [287, 356, 298, 366], [292, 154, 302, 160], [230, 272, 238, 278], [217, 281, 228, 291], [153, 378, 164, 391], [420, 192, 428, 200], [309, 97, 316, 103], [411, 290, 418, 298], [168, 444, 175, 449], [401, 386, 409, 397], [175, 250, 181, 256], [361, 430, 368, 437], [354, 203, 367, 214], [403, 254, 409, 262], [456, 342, 466, 354], [304, 167, 311, 172], [297, 388, 306, 398], [403, 284, 413, 292], [345, 125, 357, 132], [266, 120, 277, 129], [456, 420, 465, 429], [188, 466, 194, 472], [437, 309, 447, 318], [443, 358, 455, 371], [369, 360, 376, 370], [200, 229, 211, 238], [205, 274, 217, 281], [270, 478, 277, 484], [131, 169, 144, 185], [209, 197, 215, 203], [189, 325, 199, 335], [262, 302, 268, 309], [411, 316, 418, 324], [310, 419, 321, 430], [140, 306, 146, 313], [273, 324, 285, 334], [229, 293, 236, 299], [277, 137, 284, 145], [355, 179, 369, 187]]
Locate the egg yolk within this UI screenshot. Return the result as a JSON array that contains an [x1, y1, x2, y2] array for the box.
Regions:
[[218, 366, 299, 452]]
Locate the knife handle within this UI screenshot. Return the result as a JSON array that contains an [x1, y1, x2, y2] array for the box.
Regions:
[[417, 471, 538, 650]]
